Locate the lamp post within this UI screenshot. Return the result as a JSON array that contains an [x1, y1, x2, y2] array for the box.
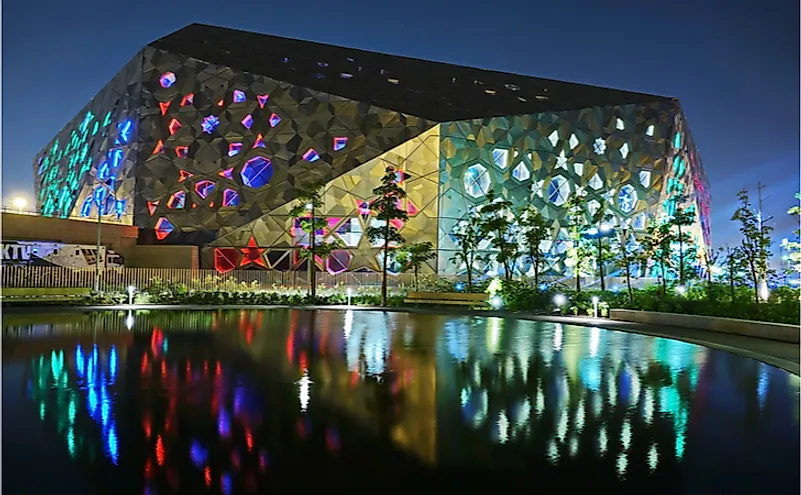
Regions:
[[93, 182, 117, 293], [12, 197, 28, 214], [583, 224, 615, 291], [592, 296, 600, 318]]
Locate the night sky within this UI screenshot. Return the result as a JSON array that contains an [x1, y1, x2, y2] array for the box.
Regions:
[[2, 0, 799, 248]]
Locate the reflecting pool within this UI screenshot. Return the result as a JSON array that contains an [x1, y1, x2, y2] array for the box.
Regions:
[[3, 309, 799, 493]]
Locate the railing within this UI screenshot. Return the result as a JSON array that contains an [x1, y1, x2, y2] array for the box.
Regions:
[[1, 266, 419, 291], [0, 207, 135, 225], [1, 266, 661, 293]]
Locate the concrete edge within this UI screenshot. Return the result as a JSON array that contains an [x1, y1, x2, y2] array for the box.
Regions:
[[610, 309, 800, 344], [3, 303, 799, 376]]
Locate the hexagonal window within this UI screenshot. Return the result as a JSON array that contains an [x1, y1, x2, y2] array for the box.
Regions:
[[618, 184, 637, 213], [241, 157, 273, 188], [195, 180, 215, 199], [593, 138, 607, 155], [326, 250, 352, 274], [464, 164, 491, 198], [491, 149, 509, 169], [376, 250, 403, 275], [155, 217, 174, 240], [512, 163, 530, 182], [547, 176, 570, 206], [336, 217, 362, 247]]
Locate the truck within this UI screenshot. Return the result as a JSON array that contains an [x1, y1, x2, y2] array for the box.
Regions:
[[1, 241, 124, 268]]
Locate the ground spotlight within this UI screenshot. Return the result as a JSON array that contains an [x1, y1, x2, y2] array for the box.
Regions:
[[676, 285, 686, 296], [455, 281, 465, 291], [553, 294, 567, 307], [490, 295, 503, 310]]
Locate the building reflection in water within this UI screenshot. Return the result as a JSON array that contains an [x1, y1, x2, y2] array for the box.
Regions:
[[5, 309, 799, 493]]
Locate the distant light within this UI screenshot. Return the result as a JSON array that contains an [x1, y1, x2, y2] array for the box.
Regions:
[[591, 296, 600, 304], [538, 284, 548, 291], [710, 265, 723, 276], [676, 285, 686, 296], [12, 197, 27, 213], [554, 294, 567, 306], [759, 281, 769, 301], [454, 282, 465, 291], [610, 286, 620, 292], [490, 295, 503, 310]]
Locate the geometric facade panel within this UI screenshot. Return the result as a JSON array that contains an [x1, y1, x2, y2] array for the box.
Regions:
[[33, 23, 709, 276]]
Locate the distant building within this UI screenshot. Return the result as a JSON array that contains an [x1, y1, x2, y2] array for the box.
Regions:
[[33, 23, 710, 278]]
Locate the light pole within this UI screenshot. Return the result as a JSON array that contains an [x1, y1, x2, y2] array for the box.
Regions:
[[583, 224, 615, 291], [93, 182, 116, 293], [12, 197, 28, 214]]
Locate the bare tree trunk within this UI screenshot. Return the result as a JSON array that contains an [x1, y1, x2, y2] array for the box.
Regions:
[[597, 237, 606, 291], [625, 261, 633, 303], [414, 265, 419, 291], [381, 224, 389, 306], [678, 225, 684, 285]]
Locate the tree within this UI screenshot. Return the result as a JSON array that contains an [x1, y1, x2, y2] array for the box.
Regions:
[[564, 193, 593, 292], [517, 205, 551, 288], [786, 193, 801, 276], [367, 167, 408, 306], [643, 221, 675, 294], [670, 198, 697, 285], [396, 241, 436, 291], [289, 182, 341, 299], [450, 213, 483, 290], [613, 228, 636, 303], [478, 190, 518, 281], [589, 199, 614, 291], [731, 189, 773, 305], [701, 247, 720, 296], [719, 245, 746, 306]]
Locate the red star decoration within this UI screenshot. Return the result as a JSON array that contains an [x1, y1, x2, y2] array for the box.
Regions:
[[240, 237, 267, 268]]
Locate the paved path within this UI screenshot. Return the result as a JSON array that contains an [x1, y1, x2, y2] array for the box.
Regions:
[[4, 304, 799, 375]]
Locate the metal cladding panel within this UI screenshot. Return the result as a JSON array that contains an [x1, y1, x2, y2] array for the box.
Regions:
[[151, 23, 672, 122], [139, 47, 434, 243], [33, 52, 143, 225], [437, 101, 709, 276]]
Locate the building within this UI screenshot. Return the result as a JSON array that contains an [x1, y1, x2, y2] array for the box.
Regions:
[[34, 23, 710, 279]]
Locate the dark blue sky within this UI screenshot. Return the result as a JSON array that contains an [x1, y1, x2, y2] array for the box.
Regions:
[[2, 0, 799, 247]]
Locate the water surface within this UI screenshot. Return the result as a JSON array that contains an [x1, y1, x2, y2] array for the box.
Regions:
[[3, 309, 799, 494]]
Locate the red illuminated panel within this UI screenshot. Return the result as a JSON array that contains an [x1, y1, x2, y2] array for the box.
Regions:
[[180, 93, 194, 106], [239, 237, 266, 268], [252, 134, 266, 148], [154, 217, 174, 240], [178, 170, 193, 183], [147, 201, 159, 215], [159, 101, 171, 116], [214, 248, 240, 273], [168, 119, 182, 135], [175, 146, 189, 158], [152, 140, 164, 155]]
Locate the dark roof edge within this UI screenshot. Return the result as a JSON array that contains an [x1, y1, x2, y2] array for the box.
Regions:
[[150, 23, 674, 103]]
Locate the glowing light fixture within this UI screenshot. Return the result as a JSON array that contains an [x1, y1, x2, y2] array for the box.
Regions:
[[12, 197, 27, 214]]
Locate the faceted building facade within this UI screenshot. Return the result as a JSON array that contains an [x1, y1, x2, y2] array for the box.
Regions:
[[33, 23, 710, 277]]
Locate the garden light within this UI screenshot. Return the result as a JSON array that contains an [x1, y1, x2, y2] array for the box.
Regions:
[[676, 285, 686, 296], [554, 294, 567, 307], [591, 296, 600, 318], [490, 295, 503, 310], [347, 287, 352, 306], [127, 285, 136, 305], [455, 281, 465, 291]]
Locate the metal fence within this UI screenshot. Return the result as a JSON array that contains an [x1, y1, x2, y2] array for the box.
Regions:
[[0, 266, 419, 291], [1, 266, 660, 292]]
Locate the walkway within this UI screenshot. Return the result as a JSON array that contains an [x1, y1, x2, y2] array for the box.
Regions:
[[4, 304, 799, 375]]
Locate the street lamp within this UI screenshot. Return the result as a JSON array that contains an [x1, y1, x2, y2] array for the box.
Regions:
[[583, 225, 615, 291], [12, 197, 27, 214]]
